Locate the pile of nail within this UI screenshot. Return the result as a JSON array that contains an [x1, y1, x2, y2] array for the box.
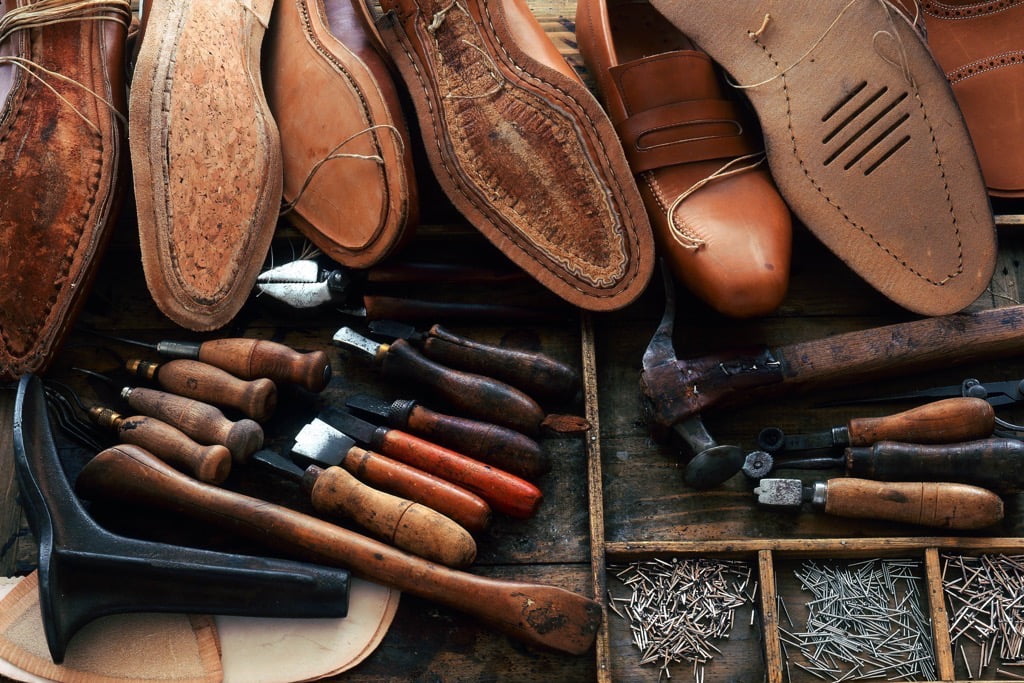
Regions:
[[942, 553, 1024, 680], [778, 558, 936, 682], [607, 558, 756, 682]]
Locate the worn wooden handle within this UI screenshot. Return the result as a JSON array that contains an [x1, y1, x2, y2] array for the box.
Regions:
[[423, 325, 579, 406], [75, 445, 601, 655], [846, 397, 994, 446], [308, 466, 476, 568], [823, 478, 1003, 529], [129, 358, 278, 422], [405, 404, 550, 480], [103, 411, 232, 484], [196, 338, 332, 393], [381, 339, 544, 436], [340, 446, 492, 533], [378, 429, 543, 518], [123, 387, 263, 463]]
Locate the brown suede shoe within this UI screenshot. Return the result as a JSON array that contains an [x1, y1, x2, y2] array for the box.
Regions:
[[130, 0, 282, 331], [917, 0, 1024, 198], [376, 0, 655, 311], [0, 0, 130, 380], [576, 0, 792, 318], [265, 0, 418, 268]]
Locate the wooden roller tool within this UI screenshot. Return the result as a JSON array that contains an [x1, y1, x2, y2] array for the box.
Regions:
[[126, 358, 277, 422], [252, 449, 476, 568], [75, 445, 603, 655], [121, 386, 264, 463], [88, 406, 232, 484]]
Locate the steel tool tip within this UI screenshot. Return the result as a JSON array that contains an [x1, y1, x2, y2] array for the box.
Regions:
[[291, 419, 356, 467], [331, 327, 380, 357]]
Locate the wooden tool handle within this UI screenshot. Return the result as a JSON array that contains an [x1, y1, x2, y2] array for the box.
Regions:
[[340, 446, 491, 533], [130, 358, 278, 422], [75, 445, 601, 655], [846, 438, 1024, 494], [123, 387, 263, 463], [405, 404, 550, 480], [307, 466, 476, 568], [381, 339, 544, 436], [196, 338, 332, 393], [422, 325, 579, 406], [96, 410, 232, 484], [822, 478, 1003, 529], [846, 397, 994, 446], [379, 429, 543, 518]]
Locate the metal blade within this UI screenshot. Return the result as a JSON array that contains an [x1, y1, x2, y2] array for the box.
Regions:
[[367, 319, 418, 342], [318, 407, 377, 446], [257, 281, 334, 309], [257, 259, 320, 284], [291, 419, 356, 467], [251, 449, 305, 482], [331, 327, 382, 358], [641, 261, 677, 372], [344, 394, 392, 421]]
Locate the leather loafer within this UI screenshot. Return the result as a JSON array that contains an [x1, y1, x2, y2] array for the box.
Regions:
[[376, 0, 655, 311], [576, 0, 792, 318], [265, 0, 418, 268], [130, 0, 282, 331], [916, 0, 1024, 198], [0, 0, 130, 380]]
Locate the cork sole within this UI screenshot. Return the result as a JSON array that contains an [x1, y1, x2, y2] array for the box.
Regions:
[[377, 0, 654, 311], [130, 0, 281, 331], [649, 0, 996, 316]]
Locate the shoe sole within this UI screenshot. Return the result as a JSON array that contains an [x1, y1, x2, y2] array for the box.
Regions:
[[378, 0, 654, 311], [130, 0, 282, 331], [649, 0, 996, 315]]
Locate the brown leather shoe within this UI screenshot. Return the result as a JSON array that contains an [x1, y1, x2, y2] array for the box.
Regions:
[[0, 0, 130, 380], [376, 0, 655, 311], [265, 0, 418, 268], [130, 0, 282, 331], [576, 0, 792, 318], [917, 0, 1024, 198]]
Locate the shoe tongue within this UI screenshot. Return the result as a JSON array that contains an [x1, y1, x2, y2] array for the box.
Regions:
[[608, 50, 724, 114]]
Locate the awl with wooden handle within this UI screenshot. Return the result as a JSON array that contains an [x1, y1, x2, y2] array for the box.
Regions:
[[292, 417, 492, 534], [368, 321, 580, 406], [126, 358, 278, 422], [88, 406, 232, 484], [757, 397, 995, 454], [252, 449, 477, 568], [754, 477, 1004, 529], [75, 445, 602, 655], [333, 326, 544, 436], [345, 394, 550, 480], [320, 408, 543, 519]]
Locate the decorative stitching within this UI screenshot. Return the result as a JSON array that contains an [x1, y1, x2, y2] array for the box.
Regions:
[[946, 50, 1024, 83], [920, 0, 1022, 19]]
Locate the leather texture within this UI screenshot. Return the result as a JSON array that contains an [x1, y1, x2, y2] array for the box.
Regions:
[[130, 0, 282, 331], [917, 0, 1024, 198], [376, 0, 655, 311], [265, 0, 418, 268], [576, 0, 793, 318], [649, 0, 997, 316], [0, 0, 129, 380]]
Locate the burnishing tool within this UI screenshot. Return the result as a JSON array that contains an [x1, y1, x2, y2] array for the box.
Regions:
[[743, 438, 1024, 494], [753, 477, 1004, 530], [251, 449, 477, 568], [755, 397, 996, 454], [333, 326, 545, 436], [74, 444, 603, 655], [367, 320, 580, 406], [12, 375, 353, 664], [291, 417, 492, 534], [345, 393, 549, 480], [76, 368, 264, 463], [125, 357, 278, 422], [88, 331, 332, 393], [639, 257, 1024, 489], [319, 408, 544, 519]]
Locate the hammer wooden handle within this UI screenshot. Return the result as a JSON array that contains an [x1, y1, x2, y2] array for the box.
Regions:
[[381, 339, 545, 436], [89, 407, 232, 484], [339, 446, 492, 533], [192, 338, 331, 393], [304, 466, 477, 568], [128, 358, 278, 422], [822, 478, 1003, 530], [75, 445, 601, 655], [123, 387, 263, 463], [846, 397, 994, 446]]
